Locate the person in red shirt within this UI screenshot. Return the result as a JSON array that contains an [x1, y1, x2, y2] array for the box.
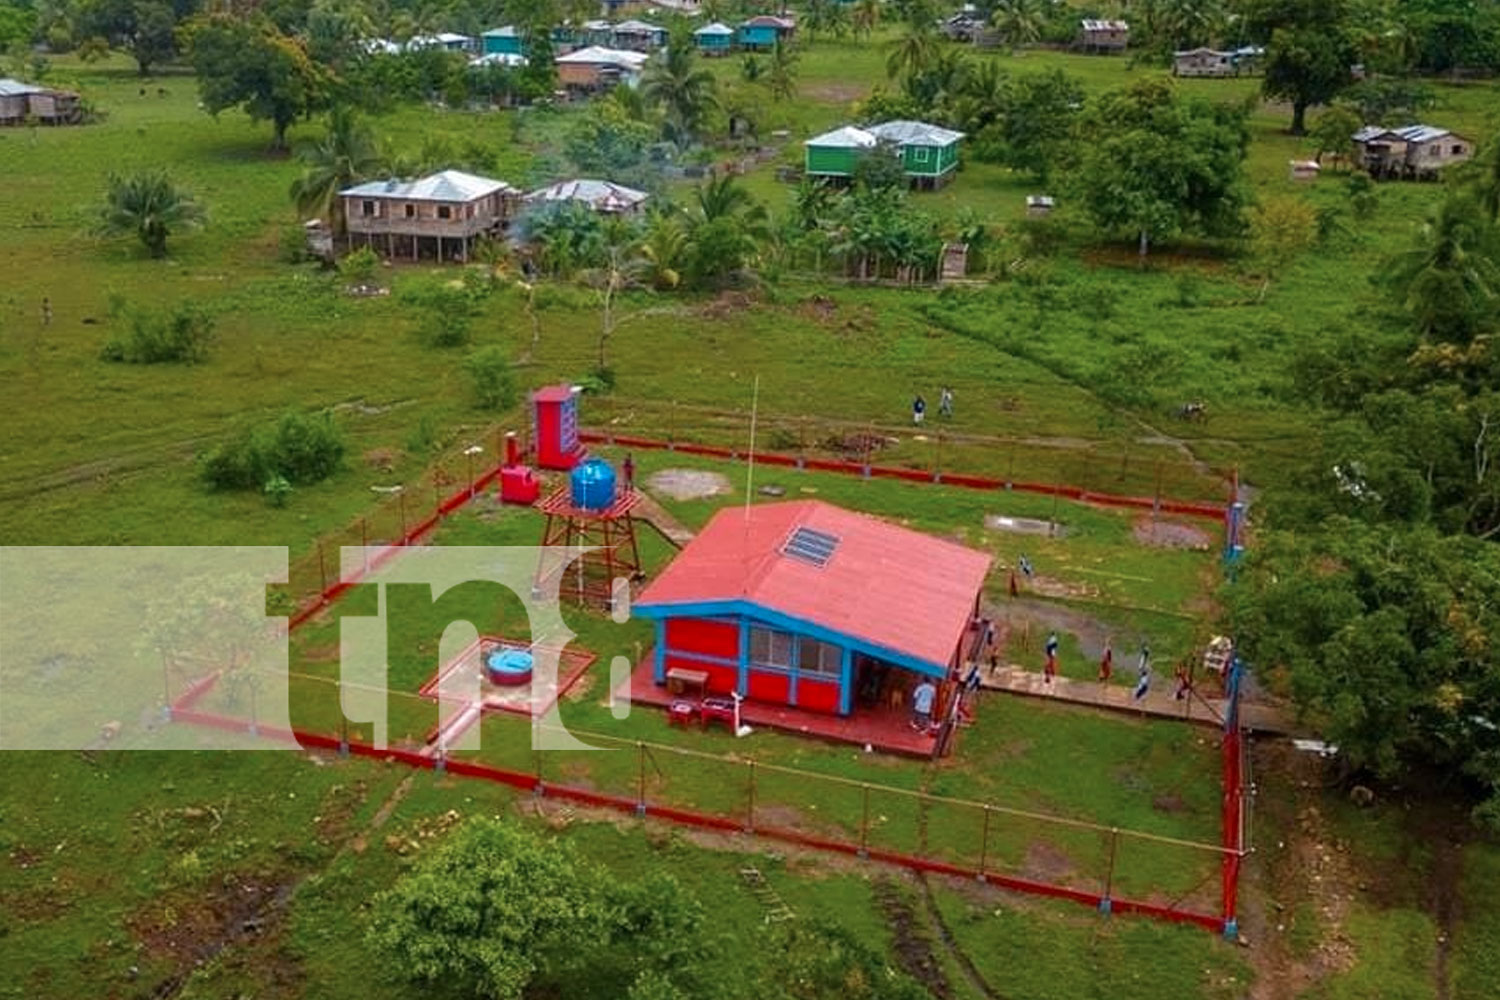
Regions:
[[1098, 638, 1114, 682]]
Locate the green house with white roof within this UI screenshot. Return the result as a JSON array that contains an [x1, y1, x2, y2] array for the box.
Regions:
[[803, 125, 878, 179], [866, 120, 964, 187]]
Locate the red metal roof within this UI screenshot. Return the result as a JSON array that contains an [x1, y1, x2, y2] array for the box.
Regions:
[[531, 384, 575, 403], [636, 501, 992, 669]]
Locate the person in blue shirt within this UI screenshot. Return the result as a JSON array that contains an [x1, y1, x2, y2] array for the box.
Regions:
[[1044, 631, 1059, 683], [911, 679, 937, 731]]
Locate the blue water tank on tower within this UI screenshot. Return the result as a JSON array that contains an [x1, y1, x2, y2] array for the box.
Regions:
[[570, 457, 617, 511]]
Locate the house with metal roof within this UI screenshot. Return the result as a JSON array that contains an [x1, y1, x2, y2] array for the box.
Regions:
[[1079, 18, 1128, 52], [1172, 46, 1264, 77], [0, 78, 81, 126], [867, 120, 965, 187], [693, 21, 735, 55], [525, 178, 649, 214], [470, 51, 528, 69], [739, 15, 795, 51], [555, 46, 651, 90], [633, 501, 991, 751], [339, 170, 519, 261], [481, 26, 524, 55], [804, 125, 878, 179], [409, 32, 476, 52], [612, 19, 668, 51], [1352, 124, 1473, 179]]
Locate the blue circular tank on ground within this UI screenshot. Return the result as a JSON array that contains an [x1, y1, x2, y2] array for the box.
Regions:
[[570, 457, 617, 511]]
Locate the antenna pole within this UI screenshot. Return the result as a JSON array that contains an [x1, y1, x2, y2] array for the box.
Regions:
[[744, 375, 760, 520]]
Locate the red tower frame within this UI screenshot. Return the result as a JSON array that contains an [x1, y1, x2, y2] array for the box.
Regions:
[[534, 486, 644, 609]]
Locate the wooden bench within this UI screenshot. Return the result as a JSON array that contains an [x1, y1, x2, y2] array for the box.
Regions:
[[665, 666, 709, 697]]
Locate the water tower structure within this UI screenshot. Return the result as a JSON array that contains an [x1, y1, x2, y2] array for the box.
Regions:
[[534, 456, 643, 609]]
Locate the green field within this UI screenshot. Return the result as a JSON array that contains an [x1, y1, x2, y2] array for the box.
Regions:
[[3, 23, 1500, 1000]]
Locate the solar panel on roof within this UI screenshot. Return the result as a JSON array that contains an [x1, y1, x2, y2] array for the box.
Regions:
[[782, 526, 840, 567]]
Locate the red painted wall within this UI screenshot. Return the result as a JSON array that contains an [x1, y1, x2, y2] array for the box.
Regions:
[[664, 617, 739, 659], [747, 669, 790, 704], [797, 679, 840, 714], [663, 654, 738, 695]]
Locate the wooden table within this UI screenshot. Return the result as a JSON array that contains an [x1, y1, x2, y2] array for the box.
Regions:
[[665, 666, 709, 698]]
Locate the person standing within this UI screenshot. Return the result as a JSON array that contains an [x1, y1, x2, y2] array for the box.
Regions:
[[939, 386, 954, 418], [41, 297, 52, 327], [1098, 638, 1114, 683], [912, 394, 927, 426], [1043, 631, 1059, 683], [622, 452, 635, 489], [1134, 662, 1152, 703], [911, 678, 937, 731]]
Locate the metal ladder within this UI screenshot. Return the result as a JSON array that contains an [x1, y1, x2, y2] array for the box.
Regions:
[[739, 867, 795, 923]]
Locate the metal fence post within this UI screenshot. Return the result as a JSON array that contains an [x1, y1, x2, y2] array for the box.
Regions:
[[636, 741, 647, 816], [399, 491, 408, 541], [360, 517, 369, 573], [317, 541, 328, 601], [745, 760, 756, 833], [978, 805, 991, 882], [339, 717, 349, 757], [533, 748, 545, 797], [859, 784, 871, 857], [933, 434, 943, 483], [1100, 828, 1120, 915]]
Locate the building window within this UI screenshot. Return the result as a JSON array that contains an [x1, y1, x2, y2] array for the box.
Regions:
[[797, 637, 841, 678], [750, 627, 793, 669], [1453, 144, 1465, 155], [913, 146, 929, 163], [361, 200, 376, 217], [438, 205, 452, 220], [404, 203, 415, 218]]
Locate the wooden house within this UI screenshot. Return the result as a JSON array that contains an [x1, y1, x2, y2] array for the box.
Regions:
[[555, 46, 650, 90], [943, 12, 984, 41], [340, 170, 519, 261], [1288, 160, 1320, 181], [866, 120, 964, 188], [739, 15, 795, 51], [1172, 48, 1234, 76], [1079, 19, 1128, 53], [525, 178, 649, 214], [693, 22, 735, 55], [0, 78, 81, 126], [612, 19, 667, 51], [481, 26, 524, 56], [1352, 124, 1473, 179], [1026, 195, 1055, 217], [804, 125, 878, 180]]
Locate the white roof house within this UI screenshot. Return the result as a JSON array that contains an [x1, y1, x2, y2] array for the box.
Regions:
[[1353, 124, 1455, 144], [341, 170, 515, 202], [555, 46, 650, 69], [482, 26, 520, 38], [0, 78, 46, 96], [408, 32, 474, 50], [804, 125, 878, 149], [694, 21, 734, 35], [363, 38, 404, 55], [1080, 19, 1129, 31], [614, 19, 665, 33], [525, 179, 650, 213], [866, 120, 965, 146], [470, 52, 529, 67]]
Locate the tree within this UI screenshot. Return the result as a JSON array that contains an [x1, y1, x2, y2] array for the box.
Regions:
[[368, 819, 607, 1000], [1461, 128, 1500, 222], [1073, 78, 1250, 257], [74, 0, 190, 75], [641, 34, 718, 146], [582, 215, 649, 370], [852, 0, 881, 40], [991, 0, 1045, 52], [685, 173, 768, 288], [289, 105, 383, 237], [1383, 192, 1500, 344], [464, 345, 518, 410], [1247, 195, 1318, 298], [96, 169, 205, 258], [973, 68, 1083, 183], [1227, 520, 1500, 830], [188, 15, 330, 150], [766, 38, 798, 101], [1308, 104, 1362, 167], [563, 100, 656, 184], [1245, 0, 1359, 134], [886, 24, 936, 82]]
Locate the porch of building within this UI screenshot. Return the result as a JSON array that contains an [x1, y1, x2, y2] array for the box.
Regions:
[[620, 651, 943, 757]]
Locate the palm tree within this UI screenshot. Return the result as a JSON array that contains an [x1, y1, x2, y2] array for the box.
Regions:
[[766, 39, 798, 100], [852, 0, 882, 40], [290, 106, 384, 238], [991, 0, 1045, 52], [886, 24, 936, 81], [639, 211, 688, 290], [686, 174, 770, 287], [96, 170, 205, 259], [1460, 132, 1500, 222], [641, 35, 719, 146], [1385, 195, 1500, 342]]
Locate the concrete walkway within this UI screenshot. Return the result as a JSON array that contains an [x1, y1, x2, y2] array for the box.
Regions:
[[631, 491, 697, 548], [981, 664, 1299, 735]]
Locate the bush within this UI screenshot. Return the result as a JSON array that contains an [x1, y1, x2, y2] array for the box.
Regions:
[[100, 304, 215, 364], [199, 410, 346, 492], [339, 246, 381, 287], [401, 280, 481, 348], [464, 346, 518, 410]]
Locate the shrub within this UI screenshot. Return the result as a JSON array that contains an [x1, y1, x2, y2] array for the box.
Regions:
[[100, 304, 215, 364], [339, 246, 381, 287], [464, 346, 518, 410], [199, 410, 346, 492]]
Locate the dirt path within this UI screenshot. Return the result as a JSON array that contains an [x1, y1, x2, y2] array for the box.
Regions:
[[632, 491, 696, 548], [874, 879, 953, 1000]]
